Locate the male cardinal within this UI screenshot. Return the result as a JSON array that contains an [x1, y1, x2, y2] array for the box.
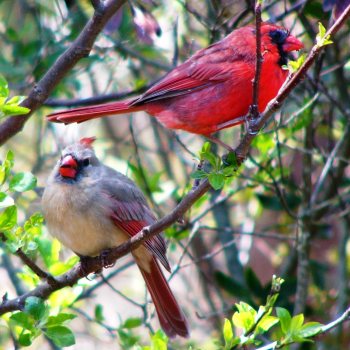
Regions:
[[47, 23, 303, 136], [42, 137, 189, 338]]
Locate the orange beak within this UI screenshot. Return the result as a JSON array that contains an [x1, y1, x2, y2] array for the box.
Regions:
[[283, 35, 304, 52], [59, 155, 78, 179]]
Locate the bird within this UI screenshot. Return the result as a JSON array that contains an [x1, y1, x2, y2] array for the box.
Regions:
[[47, 23, 303, 138], [41, 137, 189, 338]]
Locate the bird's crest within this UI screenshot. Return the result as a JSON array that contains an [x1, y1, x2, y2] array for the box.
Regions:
[[79, 137, 96, 148]]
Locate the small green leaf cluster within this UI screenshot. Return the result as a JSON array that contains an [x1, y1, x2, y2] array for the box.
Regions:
[[0, 75, 30, 119], [276, 308, 322, 346], [287, 54, 306, 74], [219, 276, 323, 349], [192, 142, 238, 190], [0, 151, 38, 248], [316, 22, 333, 47], [222, 302, 279, 348], [0, 150, 39, 253], [117, 316, 143, 348], [8, 296, 76, 347], [140, 330, 168, 350], [113, 316, 167, 350]]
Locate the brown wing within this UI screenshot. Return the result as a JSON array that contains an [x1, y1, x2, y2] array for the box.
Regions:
[[100, 167, 170, 272]]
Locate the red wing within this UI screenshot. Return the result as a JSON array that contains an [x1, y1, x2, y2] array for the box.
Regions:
[[107, 195, 171, 272], [132, 45, 236, 105]]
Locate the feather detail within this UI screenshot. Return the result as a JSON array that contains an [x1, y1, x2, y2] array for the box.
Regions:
[[139, 258, 189, 338], [47, 100, 142, 124]]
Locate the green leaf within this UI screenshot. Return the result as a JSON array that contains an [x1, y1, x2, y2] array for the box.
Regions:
[[232, 311, 254, 333], [94, 304, 104, 323], [191, 170, 208, 179], [252, 133, 276, 154], [201, 151, 218, 168], [222, 166, 235, 176], [208, 173, 225, 190], [276, 307, 291, 334], [223, 151, 238, 167], [117, 328, 140, 348], [0, 75, 9, 98], [5, 149, 15, 165], [316, 22, 333, 47], [256, 315, 279, 334], [0, 167, 5, 186], [9, 172, 37, 192], [150, 330, 168, 350], [232, 303, 256, 332], [288, 54, 306, 73], [46, 313, 77, 327], [1, 104, 30, 117], [0, 192, 14, 209], [10, 311, 35, 330], [201, 142, 211, 154], [223, 318, 233, 346], [290, 314, 304, 333], [0, 205, 17, 230], [6, 96, 27, 105], [24, 297, 47, 321], [44, 326, 75, 347], [18, 332, 33, 346], [299, 322, 323, 338], [0, 150, 15, 185], [123, 317, 142, 329]]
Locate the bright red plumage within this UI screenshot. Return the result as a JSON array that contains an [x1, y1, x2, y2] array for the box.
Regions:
[[47, 23, 303, 135]]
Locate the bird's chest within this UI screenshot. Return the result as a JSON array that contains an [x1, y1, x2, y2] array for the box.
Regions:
[[42, 181, 127, 256], [259, 60, 288, 109]]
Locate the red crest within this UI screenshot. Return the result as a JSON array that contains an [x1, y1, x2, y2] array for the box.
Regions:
[[79, 137, 96, 148]]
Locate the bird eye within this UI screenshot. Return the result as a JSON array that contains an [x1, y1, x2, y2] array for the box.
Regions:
[[82, 158, 90, 166], [270, 29, 288, 44]]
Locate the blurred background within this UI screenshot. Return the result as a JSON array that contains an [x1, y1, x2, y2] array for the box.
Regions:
[[0, 0, 349, 349]]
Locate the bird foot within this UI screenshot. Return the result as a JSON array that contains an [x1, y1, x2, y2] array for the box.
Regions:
[[79, 255, 102, 276], [100, 249, 116, 269], [192, 160, 204, 189]]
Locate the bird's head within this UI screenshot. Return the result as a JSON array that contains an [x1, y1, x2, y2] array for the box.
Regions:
[[260, 23, 304, 65], [57, 137, 100, 182]]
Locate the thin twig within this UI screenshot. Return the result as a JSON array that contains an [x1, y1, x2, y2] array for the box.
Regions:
[[0, 179, 210, 315], [249, 0, 263, 119], [0, 233, 56, 285], [235, 3, 350, 160], [310, 122, 350, 205], [0, 0, 127, 146], [1, 0, 349, 320]]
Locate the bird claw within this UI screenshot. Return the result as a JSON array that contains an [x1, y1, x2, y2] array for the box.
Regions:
[[79, 255, 102, 276], [100, 249, 116, 269], [192, 160, 204, 189]]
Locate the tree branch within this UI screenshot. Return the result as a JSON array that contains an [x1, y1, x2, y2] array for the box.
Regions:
[[0, 179, 210, 315], [0, 0, 127, 146], [1, 2, 349, 319], [249, 0, 263, 119], [236, 2, 350, 160]]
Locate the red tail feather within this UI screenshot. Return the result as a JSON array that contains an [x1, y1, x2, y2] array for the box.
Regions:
[[139, 258, 189, 338], [47, 100, 142, 124]]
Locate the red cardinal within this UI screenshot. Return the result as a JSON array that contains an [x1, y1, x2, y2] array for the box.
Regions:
[[42, 137, 189, 338], [47, 23, 303, 136]]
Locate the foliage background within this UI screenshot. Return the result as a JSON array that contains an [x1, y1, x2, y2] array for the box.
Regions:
[[0, 0, 349, 349]]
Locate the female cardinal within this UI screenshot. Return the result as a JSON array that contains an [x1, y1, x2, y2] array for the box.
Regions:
[[42, 137, 189, 338], [47, 23, 303, 136]]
